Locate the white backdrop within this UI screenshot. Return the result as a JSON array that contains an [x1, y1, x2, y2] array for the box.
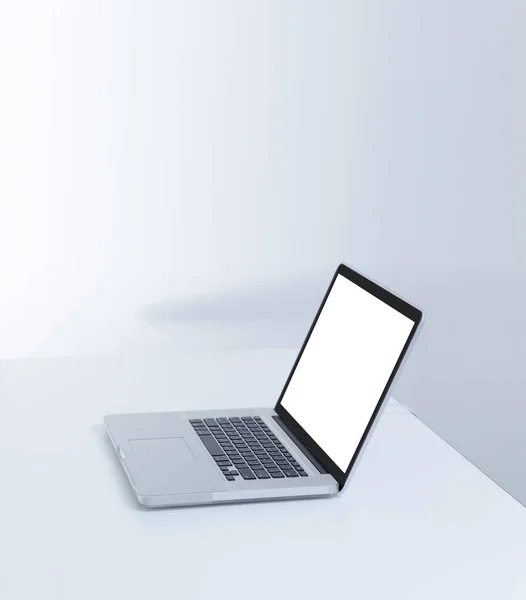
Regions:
[[1, 2, 526, 502]]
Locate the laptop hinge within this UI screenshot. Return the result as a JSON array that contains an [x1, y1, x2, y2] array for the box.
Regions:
[[273, 416, 329, 474]]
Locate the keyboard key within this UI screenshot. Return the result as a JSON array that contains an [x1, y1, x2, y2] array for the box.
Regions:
[[247, 460, 261, 466], [220, 466, 230, 472], [297, 470, 308, 477], [200, 435, 224, 456], [239, 467, 256, 480], [270, 471, 285, 478], [229, 417, 242, 423], [226, 476, 235, 481], [253, 469, 270, 479], [216, 461, 232, 467], [290, 461, 301, 468], [189, 419, 204, 424], [229, 470, 239, 476], [213, 455, 228, 462], [204, 418, 217, 426], [217, 418, 229, 425], [283, 469, 298, 478]]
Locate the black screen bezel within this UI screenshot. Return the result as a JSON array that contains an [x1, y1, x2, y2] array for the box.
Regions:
[[274, 263, 422, 488]]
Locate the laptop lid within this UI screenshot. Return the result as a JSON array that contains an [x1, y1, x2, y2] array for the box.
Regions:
[[274, 263, 424, 488]]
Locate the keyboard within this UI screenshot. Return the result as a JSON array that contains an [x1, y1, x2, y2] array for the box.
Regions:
[[190, 416, 308, 482]]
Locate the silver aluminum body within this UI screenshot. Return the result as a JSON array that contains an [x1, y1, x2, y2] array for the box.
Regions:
[[104, 406, 339, 508]]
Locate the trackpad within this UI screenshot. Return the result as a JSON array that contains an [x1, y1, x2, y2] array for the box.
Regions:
[[128, 437, 225, 495], [130, 437, 195, 464]]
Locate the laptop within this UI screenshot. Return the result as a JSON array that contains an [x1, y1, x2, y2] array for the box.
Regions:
[[104, 263, 424, 508]]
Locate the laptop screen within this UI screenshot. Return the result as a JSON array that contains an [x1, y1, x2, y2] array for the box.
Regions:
[[279, 273, 416, 472]]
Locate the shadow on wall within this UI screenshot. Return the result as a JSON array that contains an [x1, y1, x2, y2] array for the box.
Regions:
[[141, 277, 329, 350], [146, 278, 327, 323]]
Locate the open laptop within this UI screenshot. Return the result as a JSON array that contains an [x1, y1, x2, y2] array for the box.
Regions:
[[104, 263, 424, 508]]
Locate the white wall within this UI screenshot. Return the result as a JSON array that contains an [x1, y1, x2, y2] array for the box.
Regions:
[[1, 2, 526, 503], [0, 0, 369, 357]]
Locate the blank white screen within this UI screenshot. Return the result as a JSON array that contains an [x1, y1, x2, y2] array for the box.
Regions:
[[280, 274, 415, 471]]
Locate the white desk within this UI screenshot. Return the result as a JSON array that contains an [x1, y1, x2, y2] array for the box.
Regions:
[[0, 349, 525, 599]]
